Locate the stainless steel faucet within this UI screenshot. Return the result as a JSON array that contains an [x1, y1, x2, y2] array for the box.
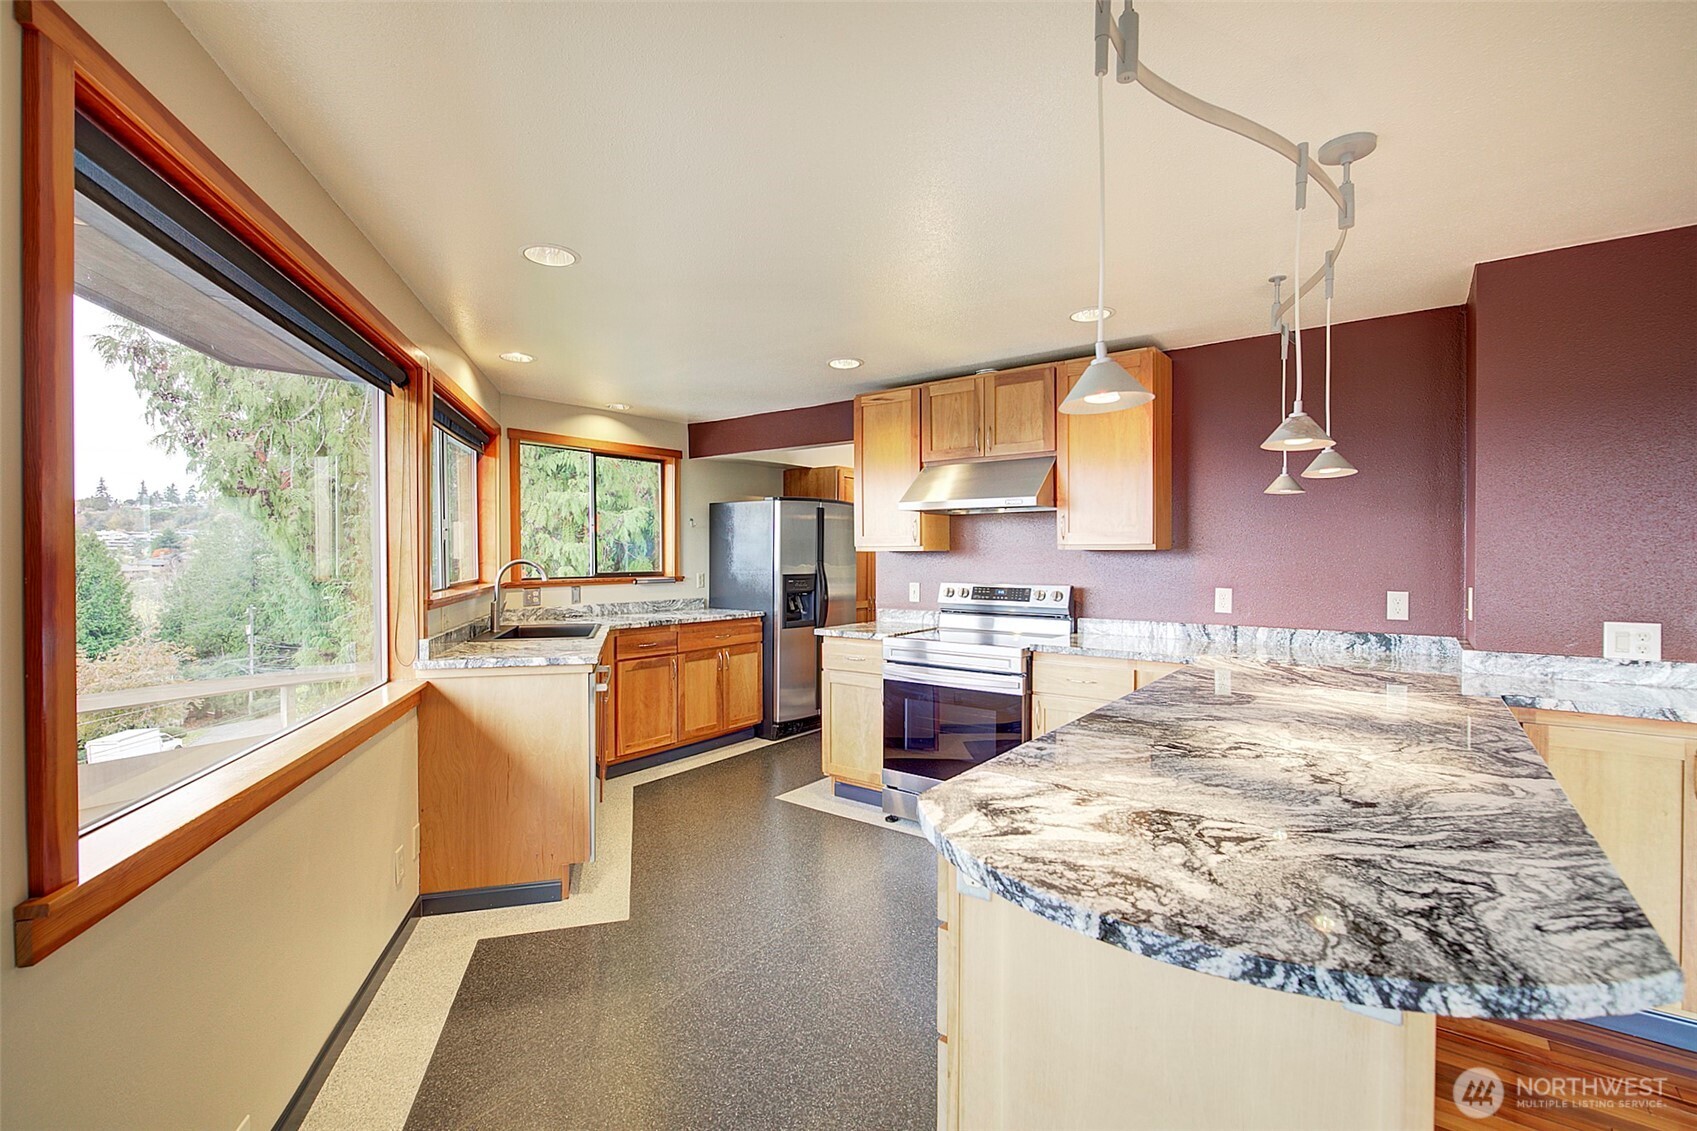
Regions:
[[491, 558, 547, 633]]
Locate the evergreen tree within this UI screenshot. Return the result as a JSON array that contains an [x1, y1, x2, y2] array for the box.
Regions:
[[137, 480, 148, 507], [162, 483, 181, 505], [95, 477, 111, 501], [75, 532, 139, 658]]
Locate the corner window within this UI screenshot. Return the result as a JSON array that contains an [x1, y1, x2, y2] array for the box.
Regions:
[[510, 430, 679, 581], [71, 112, 390, 831], [428, 387, 495, 593]]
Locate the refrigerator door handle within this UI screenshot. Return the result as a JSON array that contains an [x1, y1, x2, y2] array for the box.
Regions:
[[815, 505, 829, 629]]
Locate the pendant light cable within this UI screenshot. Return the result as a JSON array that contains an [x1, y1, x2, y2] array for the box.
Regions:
[[1292, 205, 1303, 411], [1280, 326, 1290, 475], [1095, 74, 1108, 360]]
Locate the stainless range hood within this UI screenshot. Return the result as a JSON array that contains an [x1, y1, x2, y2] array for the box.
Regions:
[[897, 456, 1056, 514]]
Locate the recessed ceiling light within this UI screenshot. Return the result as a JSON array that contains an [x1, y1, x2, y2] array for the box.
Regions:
[[1070, 307, 1114, 323], [606, 403, 630, 411], [499, 351, 534, 364], [522, 244, 577, 267], [828, 358, 862, 370]]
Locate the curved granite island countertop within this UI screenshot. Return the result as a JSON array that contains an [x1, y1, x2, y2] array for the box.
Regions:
[[918, 657, 1684, 1020]]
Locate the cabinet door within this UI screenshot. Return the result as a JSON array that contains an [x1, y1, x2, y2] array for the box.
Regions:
[[854, 388, 948, 551], [1056, 348, 1172, 550], [677, 647, 724, 744], [922, 376, 984, 463], [1032, 693, 1107, 738], [722, 642, 763, 731], [1531, 723, 1686, 958], [983, 366, 1057, 457], [822, 668, 884, 789], [615, 654, 678, 759]]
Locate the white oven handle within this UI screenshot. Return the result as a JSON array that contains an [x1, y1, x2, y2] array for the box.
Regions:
[[883, 661, 1027, 697]]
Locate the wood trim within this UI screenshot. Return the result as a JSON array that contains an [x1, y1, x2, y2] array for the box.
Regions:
[[20, 24, 80, 897], [429, 370, 500, 447], [425, 582, 495, 611], [506, 429, 684, 583], [13, 0, 426, 381], [423, 368, 501, 608], [14, 683, 425, 966]]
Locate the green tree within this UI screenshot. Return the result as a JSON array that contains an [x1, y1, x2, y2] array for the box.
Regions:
[[162, 482, 181, 505], [151, 526, 183, 552], [92, 319, 377, 670], [95, 477, 111, 502], [75, 532, 139, 658]]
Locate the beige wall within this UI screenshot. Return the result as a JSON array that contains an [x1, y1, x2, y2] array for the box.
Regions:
[[0, 3, 463, 1127]]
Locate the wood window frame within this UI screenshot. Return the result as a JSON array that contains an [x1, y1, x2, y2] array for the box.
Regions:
[[423, 369, 502, 611], [506, 428, 683, 586], [13, 0, 431, 965]]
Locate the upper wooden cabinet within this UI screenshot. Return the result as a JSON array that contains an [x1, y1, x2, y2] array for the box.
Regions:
[[853, 388, 950, 552], [920, 366, 1057, 464], [1056, 348, 1172, 550]]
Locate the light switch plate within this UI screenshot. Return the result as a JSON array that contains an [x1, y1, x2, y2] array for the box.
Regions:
[[1386, 591, 1409, 621], [1214, 587, 1233, 614], [909, 582, 920, 603], [1604, 621, 1662, 661], [696, 572, 706, 588]]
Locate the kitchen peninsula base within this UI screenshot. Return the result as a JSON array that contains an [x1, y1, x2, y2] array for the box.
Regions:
[[936, 861, 1435, 1130]]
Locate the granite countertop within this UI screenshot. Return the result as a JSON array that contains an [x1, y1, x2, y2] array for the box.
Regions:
[[919, 657, 1684, 1019], [415, 605, 765, 670], [815, 614, 934, 641]]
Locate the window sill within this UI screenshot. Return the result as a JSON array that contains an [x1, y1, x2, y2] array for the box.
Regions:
[[426, 582, 494, 610], [13, 680, 426, 966]]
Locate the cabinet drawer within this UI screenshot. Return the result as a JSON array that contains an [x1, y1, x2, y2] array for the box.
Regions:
[[822, 636, 884, 674], [615, 625, 679, 658], [678, 618, 762, 652], [1032, 654, 1136, 699], [1133, 662, 1184, 688]]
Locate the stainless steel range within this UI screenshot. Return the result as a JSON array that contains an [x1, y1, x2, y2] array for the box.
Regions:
[[880, 583, 1074, 820]]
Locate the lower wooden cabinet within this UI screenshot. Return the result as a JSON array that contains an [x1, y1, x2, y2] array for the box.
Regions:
[[821, 638, 885, 789], [1030, 654, 1183, 737], [1032, 693, 1103, 738], [1513, 706, 1697, 1015], [607, 617, 764, 765]]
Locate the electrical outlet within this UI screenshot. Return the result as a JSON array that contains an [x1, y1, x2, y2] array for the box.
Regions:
[[1214, 587, 1233, 615], [1603, 621, 1662, 661], [412, 822, 421, 860], [1386, 591, 1409, 621], [393, 845, 404, 887], [522, 587, 541, 607], [570, 585, 582, 604], [696, 572, 706, 588], [908, 582, 920, 603]]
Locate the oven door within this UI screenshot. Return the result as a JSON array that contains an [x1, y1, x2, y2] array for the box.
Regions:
[[882, 661, 1028, 793]]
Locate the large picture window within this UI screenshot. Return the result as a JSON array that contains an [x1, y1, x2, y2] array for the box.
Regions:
[[70, 111, 388, 831], [509, 430, 680, 582]]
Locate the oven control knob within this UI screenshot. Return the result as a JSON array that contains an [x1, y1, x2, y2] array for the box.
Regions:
[[943, 586, 955, 598]]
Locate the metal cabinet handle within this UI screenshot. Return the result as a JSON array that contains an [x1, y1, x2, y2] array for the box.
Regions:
[[1067, 677, 1098, 685], [636, 641, 660, 649]]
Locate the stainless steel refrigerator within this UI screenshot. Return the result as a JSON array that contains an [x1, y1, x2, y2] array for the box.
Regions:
[[709, 498, 857, 739]]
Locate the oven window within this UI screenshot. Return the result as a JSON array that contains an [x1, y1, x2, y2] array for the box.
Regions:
[[883, 678, 1026, 781]]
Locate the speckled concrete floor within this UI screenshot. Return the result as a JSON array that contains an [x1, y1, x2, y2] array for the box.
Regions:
[[402, 734, 938, 1130]]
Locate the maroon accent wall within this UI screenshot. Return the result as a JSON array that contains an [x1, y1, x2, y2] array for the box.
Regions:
[[876, 308, 1468, 635], [1468, 226, 1697, 662], [688, 400, 853, 457]]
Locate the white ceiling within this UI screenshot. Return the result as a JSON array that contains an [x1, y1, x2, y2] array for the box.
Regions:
[[171, 1, 1697, 422]]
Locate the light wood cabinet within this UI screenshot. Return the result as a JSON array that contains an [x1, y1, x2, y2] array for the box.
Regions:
[[615, 653, 679, 759], [821, 637, 885, 789], [1032, 693, 1103, 738], [1056, 347, 1172, 550], [920, 366, 1057, 464], [1514, 707, 1697, 1013], [606, 617, 764, 765], [982, 366, 1057, 457], [853, 388, 950, 552], [922, 377, 985, 463], [1030, 655, 1183, 737], [419, 666, 594, 895]]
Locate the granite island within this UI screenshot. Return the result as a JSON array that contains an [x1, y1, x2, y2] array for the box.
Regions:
[[909, 640, 1685, 1130]]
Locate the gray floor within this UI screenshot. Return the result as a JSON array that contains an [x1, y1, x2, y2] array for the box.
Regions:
[[403, 734, 939, 1130]]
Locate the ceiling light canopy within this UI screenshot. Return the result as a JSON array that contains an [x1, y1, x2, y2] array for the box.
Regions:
[[522, 244, 577, 267], [1070, 307, 1113, 323], [499, 351, 534, 363], [828, 358, 862, 370]]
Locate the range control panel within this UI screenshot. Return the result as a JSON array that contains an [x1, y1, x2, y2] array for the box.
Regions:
[[938, 583, 1072, 608]]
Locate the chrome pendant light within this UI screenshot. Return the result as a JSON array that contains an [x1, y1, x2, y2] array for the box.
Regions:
[[1303, 250, 1359, 479], [1261, 145, 1335, 453], [1264, 286, 1304, 495], [1061, 75, 1152, 415]]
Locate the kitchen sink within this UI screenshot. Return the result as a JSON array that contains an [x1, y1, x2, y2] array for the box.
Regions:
[[485, 623, 601, 640]]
